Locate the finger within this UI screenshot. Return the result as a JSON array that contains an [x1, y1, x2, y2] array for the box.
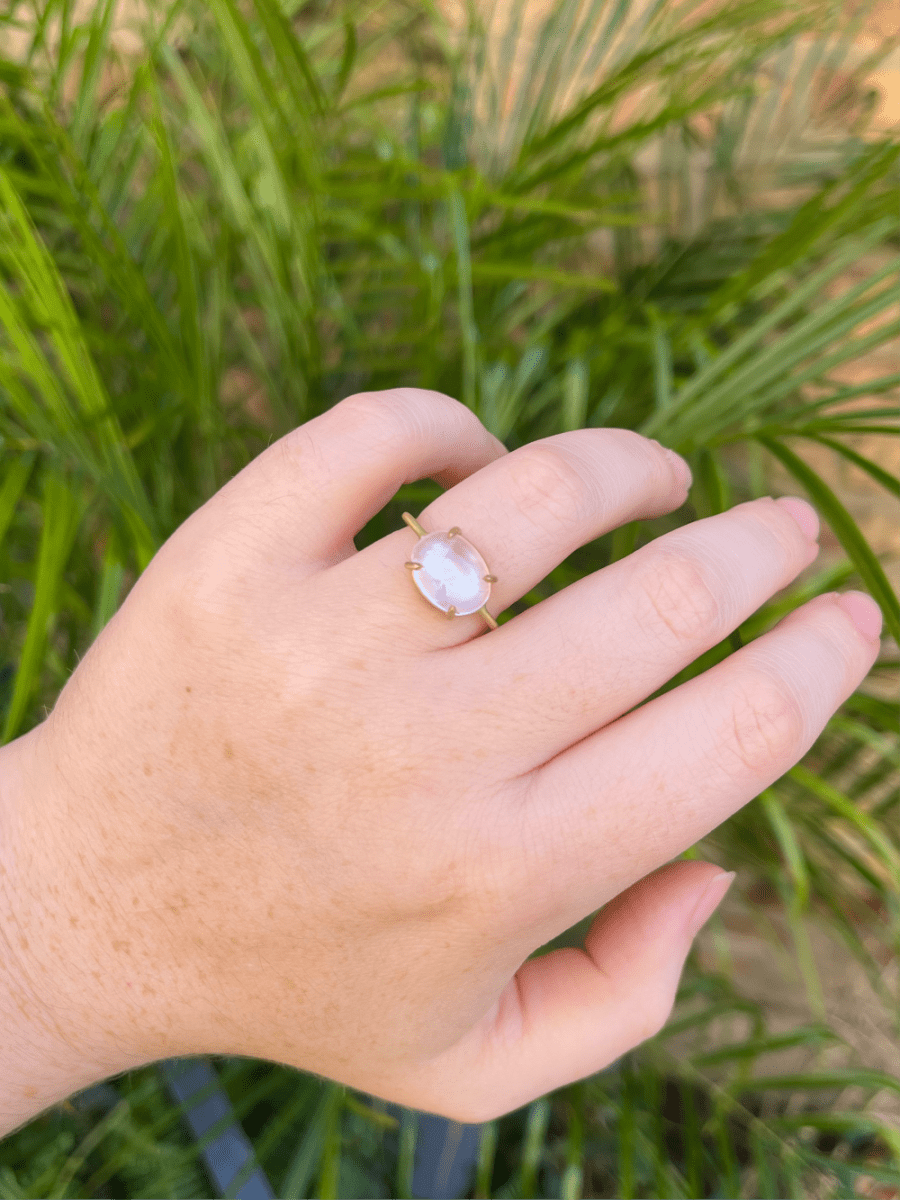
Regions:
[[508, 589, 882, 930], [443, 494, 820, 774], [352, 426, 690, 646], [172, 389, 509, 569], [414, 860, 733, 1124]]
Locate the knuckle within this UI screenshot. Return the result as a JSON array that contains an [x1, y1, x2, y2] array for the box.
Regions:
[[633, 551, 722, 646], [726, 670, 805, 775], [506, 444, 589, 527], [164, 552, 222, 634], [338, 387, 464, 428], [275, 420, 320, 478], [328, 390, 404, 441], [333, 388, 491, 453]]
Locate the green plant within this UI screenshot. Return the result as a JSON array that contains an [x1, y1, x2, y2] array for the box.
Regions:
[[0, 0, 897, 1195]]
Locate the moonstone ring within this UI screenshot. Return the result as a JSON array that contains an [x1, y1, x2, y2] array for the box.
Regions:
[[402, 512, 499, 630]]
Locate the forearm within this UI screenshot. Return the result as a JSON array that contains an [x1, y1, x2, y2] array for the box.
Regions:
[[0, 728, 138, 1139]]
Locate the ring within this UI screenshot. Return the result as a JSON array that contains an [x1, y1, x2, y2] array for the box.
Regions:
[[402, 512, 499, 630]]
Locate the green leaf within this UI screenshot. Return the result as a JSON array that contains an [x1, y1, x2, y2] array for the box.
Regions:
[[447, 183, 478, 413], [759, 790, 811, 911], [788, 763, 900, 891], [279, 1084, 341, 1199], [0, 451, 36, 550], [731, 1068, 900, 1097], [335, 18, 357, 103], [397, 1108, 418, 1200], [0, 165, 158, 567], [768, 1111, 900, 1163], [2, 466, 81, 743], [692, 1023, 840, 1067], [755, 436, 900, 647], [475, 1122, 499, 1200], [315, 1083, 344, 1200], [796, 433, 900, 499]]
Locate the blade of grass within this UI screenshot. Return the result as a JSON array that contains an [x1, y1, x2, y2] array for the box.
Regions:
[[315, 1083, 344, 1200], [0, 166, 158, 566], [769, 1111, 900, 1163], [396, 1107, 418, 1200], [474, 1120, 498, 1199], [68, 0, 116, 155], [517, 1097, 551, 1200], [693, 1024, 842, 1069], [561, 1082, 584, 1200], [447, 182, 478, 413], [730, 1067, 900, 1097], [146, 63, 217, 500], [759, 789, 811, 911], [618, 1057, 637, 1200], [1, 465, 80, 743], [788, 763, 900, 890], [89, 539, 126, 642], [279, 1083, 341, 1200], [0, 451, 36, 550]]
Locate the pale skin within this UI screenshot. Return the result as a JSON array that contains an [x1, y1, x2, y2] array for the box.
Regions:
[[0, 388, 883, 1138]]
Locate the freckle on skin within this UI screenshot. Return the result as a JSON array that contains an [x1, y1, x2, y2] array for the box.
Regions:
[[143, 763, 153, 776], [224, 742, 234, 760], [69, 915, 79, 928], [185, 685, 192, 693]]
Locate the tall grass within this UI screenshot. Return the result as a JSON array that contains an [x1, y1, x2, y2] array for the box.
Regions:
[[0, 0, 898, 1195]]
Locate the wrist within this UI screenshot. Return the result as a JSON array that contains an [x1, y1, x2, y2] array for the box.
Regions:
[[0, 725, 159, 1138]]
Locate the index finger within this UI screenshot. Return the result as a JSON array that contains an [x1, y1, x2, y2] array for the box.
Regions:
[[172, 389, 509, 569]]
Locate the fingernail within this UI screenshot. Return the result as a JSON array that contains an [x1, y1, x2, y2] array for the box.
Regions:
[[836, 590, 883, 642], [685, 871, 736, 940], [663, 447, 692, 490], [775, 496, 819, 542]]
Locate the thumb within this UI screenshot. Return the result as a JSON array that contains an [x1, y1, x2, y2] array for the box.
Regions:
[[447, 861, 735, 1124]]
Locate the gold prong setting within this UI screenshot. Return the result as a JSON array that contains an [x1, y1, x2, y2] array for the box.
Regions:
[[401, 512, 499, 629]]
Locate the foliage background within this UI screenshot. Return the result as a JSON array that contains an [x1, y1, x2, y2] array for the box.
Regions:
[[0, 0, 897, 1195]]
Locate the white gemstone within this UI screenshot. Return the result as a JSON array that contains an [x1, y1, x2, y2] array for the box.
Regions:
[[410, 531, 491, 616]]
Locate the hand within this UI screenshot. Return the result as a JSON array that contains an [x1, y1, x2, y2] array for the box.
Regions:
[[0, 388, 882, 1127]]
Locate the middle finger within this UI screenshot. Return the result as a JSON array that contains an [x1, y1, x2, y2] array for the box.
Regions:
[[438, 495, 819, 775]]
